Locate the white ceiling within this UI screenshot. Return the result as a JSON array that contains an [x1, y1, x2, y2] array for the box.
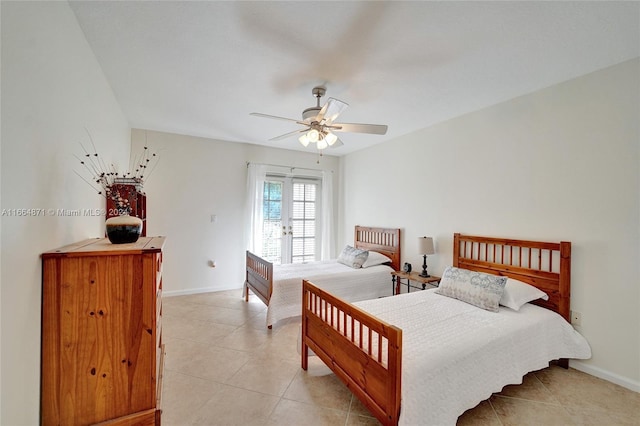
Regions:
[[69, 1, 639, 156]]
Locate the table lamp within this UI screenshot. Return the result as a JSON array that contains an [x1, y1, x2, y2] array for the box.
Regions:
[[418, 236, 435, 277]]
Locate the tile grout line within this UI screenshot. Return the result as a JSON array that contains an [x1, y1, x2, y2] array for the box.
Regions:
[[491, 394, 564, 407], [344, 394, 355, 426], [487, 397, 504, 426]]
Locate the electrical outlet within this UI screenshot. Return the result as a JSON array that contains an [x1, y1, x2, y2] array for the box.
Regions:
[[571, 310, 582, 326]]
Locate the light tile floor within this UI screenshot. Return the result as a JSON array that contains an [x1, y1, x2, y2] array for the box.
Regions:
[[162, 289, 640, 425]]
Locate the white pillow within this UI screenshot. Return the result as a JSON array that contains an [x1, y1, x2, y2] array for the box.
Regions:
[[336, 245, 369, 269], [361, 251, 392, 268], [435, 266, 507, 312], [500, 278, 549, 311]]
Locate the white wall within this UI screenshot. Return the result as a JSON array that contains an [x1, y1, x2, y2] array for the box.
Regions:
[[341, 59, 640, 390], [131, 129, 340, 295], [0, 2, 130, 424]]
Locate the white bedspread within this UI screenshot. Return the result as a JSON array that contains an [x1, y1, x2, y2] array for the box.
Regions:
[[266, 261, 393, 326], [353, 290, 591, 426]]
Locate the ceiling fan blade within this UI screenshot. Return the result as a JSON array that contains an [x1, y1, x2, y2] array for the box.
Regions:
[[269, 128, 308, 141], [328, 136, 344, 148], [250, 112, 306, 125], [331, 122, 388, 135], [316, 98, 348, 123]]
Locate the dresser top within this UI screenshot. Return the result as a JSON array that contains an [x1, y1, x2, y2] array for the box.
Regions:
[[42, 236, 166, 258]]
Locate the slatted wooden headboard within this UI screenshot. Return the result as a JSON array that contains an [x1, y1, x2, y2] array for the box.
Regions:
[[453, 233, 571, 322], [354, 226, 401, 271]]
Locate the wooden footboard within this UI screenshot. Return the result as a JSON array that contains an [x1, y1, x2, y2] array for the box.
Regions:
[[245, 251, 273, 305], [301, 280, 402, 426]]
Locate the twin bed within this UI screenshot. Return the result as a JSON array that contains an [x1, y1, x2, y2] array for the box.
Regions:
[[245, 226, 401, 327], [301, 233, 591, 425]]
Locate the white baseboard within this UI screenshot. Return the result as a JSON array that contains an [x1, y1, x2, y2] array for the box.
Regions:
[[570, 360, 640, 393], [163, 286, 243, 297]]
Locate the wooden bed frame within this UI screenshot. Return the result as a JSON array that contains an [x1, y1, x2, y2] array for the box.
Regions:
[[244, 225, 401, 306], [301, 233, 571, 426]]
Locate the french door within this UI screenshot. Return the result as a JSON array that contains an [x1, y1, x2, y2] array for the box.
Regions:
[[262, 176, 319, 265]]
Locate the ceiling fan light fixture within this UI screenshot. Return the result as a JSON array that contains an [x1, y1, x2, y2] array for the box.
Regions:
[[325, 131, 338, 146], [298, 134, 310, 147], [251, 85, 388, 152], [317, 138, 328, 150], [307, 129, 320, 143]]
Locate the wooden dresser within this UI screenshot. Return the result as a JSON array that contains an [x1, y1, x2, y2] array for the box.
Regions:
[[41, 237, 165, 425]]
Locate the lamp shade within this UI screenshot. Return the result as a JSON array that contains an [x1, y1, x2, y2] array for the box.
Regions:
[[325, 132, 338, 146], [317, 138, 328, 150], [298, 134, 310, 147], [308, 129, 320, 142], [418, 236, 435, 255]]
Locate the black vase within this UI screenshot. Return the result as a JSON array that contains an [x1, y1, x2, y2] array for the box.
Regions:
[[105, 214, 143, 244]]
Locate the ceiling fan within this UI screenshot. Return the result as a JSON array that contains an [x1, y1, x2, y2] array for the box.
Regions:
[[250, 86, 388, 150]]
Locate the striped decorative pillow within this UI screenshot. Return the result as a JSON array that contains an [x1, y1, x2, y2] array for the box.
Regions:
[[435, 266, 507, 312]]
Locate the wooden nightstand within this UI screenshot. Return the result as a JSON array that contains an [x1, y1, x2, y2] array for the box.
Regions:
[[391, 270, 441, 295]]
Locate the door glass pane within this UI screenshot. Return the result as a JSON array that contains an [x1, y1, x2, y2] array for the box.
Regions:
[[304, 237, 315, 253], [262, 180, 283, 264], [304, 221, 315, 237], [305, 203, 315, 219], [291, 181, 317, 263], [305, 184, 316, 199]]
